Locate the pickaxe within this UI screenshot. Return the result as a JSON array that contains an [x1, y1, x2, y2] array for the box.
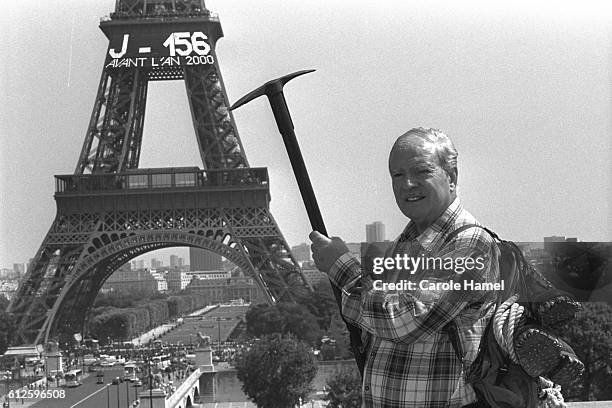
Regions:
[[230, 70, 366, 376]]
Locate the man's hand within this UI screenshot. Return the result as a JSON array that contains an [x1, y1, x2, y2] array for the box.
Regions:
[[309, 231, 350, 273]]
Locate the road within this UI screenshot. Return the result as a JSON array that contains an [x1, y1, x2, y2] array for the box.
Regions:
[[29, 367, 144, 408], [130, 323, 176, 346]]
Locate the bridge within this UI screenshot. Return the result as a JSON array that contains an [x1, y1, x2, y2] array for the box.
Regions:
[[139, 347, 214, 408], [139, 367, 202, 408]]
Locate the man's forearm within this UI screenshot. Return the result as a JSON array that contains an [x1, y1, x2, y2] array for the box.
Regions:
[[328, 249, 495, 344]]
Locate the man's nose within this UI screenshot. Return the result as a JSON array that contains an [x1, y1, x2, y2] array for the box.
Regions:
[[402, 176, 419, 188]]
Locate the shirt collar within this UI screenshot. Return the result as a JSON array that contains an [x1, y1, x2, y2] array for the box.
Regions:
[[399, 197, 462, 252]]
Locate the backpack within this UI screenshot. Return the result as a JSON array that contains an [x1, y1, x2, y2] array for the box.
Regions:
[[442, 224, 583, 408]]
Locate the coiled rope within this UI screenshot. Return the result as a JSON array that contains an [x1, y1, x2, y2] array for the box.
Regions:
[[492, 294, 522, 364]]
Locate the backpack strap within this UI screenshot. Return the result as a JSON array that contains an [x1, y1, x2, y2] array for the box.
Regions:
[[445, 318, 465, 365], [441, 223, 500, 248], [441, 224, 499, 363]]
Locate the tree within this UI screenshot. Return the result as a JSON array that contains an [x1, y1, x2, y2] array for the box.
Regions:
[[236, 334, 317, 408], [245, 303, 322, 346], [301, 280, 339, 331], [87, 292, 207, 340], [93, 291, 135, 308], [326, 312, 353, 360], [0, 311, 14, 355], [88, 309, 132, 341], [246, 303, 285, 336], [550, 302, 612, 401], [0, 296, 14, 354], [277, 303, 323, 345], [324, 369, 362, 408], [0, 296, 8, 311]]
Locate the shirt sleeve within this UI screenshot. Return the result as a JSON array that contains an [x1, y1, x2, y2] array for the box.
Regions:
[[327, 230, 499, 344]]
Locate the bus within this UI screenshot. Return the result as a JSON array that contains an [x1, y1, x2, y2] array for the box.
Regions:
[[83, 354, 97, 366], [151, 354, 171, 369], [123, 363, 139, 382], [64, 369, 82, 387]]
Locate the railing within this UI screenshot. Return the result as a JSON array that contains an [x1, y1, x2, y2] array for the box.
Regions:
[[106, 0, 220, 21], [107, 10, 219, 21], [55, 167, 268, 194]]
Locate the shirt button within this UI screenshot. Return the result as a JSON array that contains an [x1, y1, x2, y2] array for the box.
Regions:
[[364, 385, 370, 391]]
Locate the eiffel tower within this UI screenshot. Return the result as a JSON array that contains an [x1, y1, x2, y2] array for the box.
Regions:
[[8, 0, 311, 346]]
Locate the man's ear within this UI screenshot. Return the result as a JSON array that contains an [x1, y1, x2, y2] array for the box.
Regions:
[[448, 168, 458, 191]]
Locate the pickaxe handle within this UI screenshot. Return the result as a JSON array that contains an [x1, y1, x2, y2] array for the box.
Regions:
[[230, 70, 366, 376], [266, 92, 368, 376], [267, 92, 327, 236]]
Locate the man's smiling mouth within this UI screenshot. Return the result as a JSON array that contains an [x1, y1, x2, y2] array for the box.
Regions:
[[405, 196, 425, 202]]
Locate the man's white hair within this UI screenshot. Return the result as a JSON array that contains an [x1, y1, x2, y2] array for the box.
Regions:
[[393, 127, 458, 176]]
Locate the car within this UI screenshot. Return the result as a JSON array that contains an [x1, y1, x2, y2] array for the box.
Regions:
[[100, 360, 115, 367], [111, 377, 123, 385], [49, 370, 64, 379], [133, 379, 142, 387], [82, 354, 97, 365]]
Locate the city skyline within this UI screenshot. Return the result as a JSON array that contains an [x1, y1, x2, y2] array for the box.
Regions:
[[1, 1, 611, 268], [0, 233, 587, 271]]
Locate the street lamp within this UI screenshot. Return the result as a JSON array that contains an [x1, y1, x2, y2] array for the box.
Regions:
[[148, 370, 153, 408], [216, 318, 221, 351], [146, 351, 153, 408], [2, 374, 9, 408], [73, 333, 83, 383], [35, 344, 46, 390], [114, 380, 120, 408]]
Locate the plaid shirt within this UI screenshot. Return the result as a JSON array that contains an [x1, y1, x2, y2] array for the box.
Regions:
[[328, 198, 500, 408]]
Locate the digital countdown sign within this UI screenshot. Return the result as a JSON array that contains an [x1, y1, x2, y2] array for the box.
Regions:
[[103, 25, 215, 69]]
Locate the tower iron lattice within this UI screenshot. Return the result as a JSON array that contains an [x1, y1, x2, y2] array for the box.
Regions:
[[8, 0, 311, 346]]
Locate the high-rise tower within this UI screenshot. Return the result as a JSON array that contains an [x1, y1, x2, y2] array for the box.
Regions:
[[8, 0, 310, 346], [366, 221, 385, 243]]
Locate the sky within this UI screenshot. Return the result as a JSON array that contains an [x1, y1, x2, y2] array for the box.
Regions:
[[1, 0, 611, 268]]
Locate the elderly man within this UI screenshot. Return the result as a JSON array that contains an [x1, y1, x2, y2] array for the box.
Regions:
[[310, 128, 499, 408]]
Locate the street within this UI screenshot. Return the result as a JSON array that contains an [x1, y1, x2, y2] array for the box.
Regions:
[[27, 368, 142, 408]]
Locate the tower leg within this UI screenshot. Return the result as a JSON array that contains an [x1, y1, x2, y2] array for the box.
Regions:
[[184, 63, 249, 170], [76, 68, 148, 175]]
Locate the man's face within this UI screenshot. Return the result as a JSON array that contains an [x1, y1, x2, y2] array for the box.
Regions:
[[389, 137, 457, 231]]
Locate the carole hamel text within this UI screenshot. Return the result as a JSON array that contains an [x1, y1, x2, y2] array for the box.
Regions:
[[372, 279, 504, 291]]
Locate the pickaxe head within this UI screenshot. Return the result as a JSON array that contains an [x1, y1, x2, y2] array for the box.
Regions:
[[229, 69, 315, 111]]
